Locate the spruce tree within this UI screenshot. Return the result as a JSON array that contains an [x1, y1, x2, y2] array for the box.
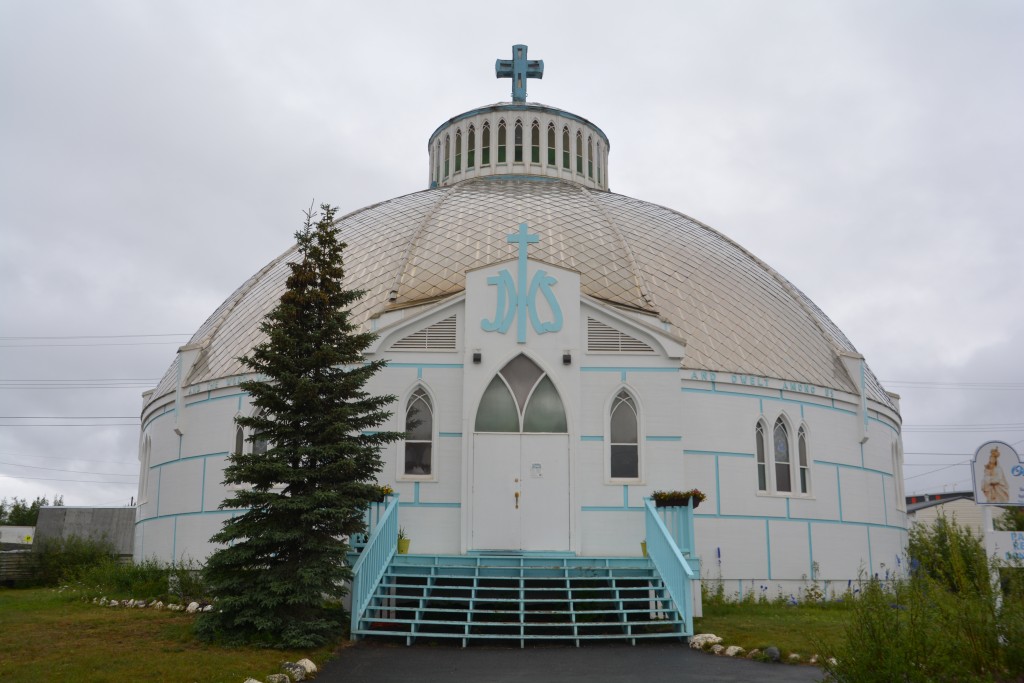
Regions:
[[196, 204, 402, 647]]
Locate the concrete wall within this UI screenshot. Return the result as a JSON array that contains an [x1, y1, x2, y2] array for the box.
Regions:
[[34, 507, 135, 556]]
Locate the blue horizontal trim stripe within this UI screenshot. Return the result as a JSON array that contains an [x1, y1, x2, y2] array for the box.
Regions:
[[581, 366, 678, 373], [682, 387, 857, 415], [689, 511, 904, 531], [136, 508, 243, 525], [685, 449, 755, 459], [142, 408, 175, 430], [439, 432, 462, 438], [645, 435, 682, 442], [580, 505, 645, 512], [816, 459, 893, 477], [151, 451, 228, 470], [868, 416, 900, 433], [387, 363, 464, 369], [580, 435, 604, 442], [398, 502, 461, 509], [184, 392, 246, 407]]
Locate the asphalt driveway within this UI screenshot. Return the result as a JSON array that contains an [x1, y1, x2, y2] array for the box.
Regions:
[[318, 641, 825, 683]]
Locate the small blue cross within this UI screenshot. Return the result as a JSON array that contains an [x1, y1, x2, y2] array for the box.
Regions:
[[509, 222, 539, 342], [495, 44, 544, 103]]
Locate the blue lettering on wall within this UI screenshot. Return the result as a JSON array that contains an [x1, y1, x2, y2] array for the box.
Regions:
[[481, 222, 563, 343]]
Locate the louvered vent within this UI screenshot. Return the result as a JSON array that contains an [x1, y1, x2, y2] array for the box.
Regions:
[[587, 317, 654, 353], [391, 315, 457, 351]]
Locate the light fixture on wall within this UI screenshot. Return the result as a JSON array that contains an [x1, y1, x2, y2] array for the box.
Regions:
[[472, 350, 482, 363], [388, 289, 398, 302], [562, 351, 572, 365]]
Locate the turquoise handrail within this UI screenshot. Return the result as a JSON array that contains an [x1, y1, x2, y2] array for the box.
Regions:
[[350, 493, 400, 638], [644, 497, 695, 636]]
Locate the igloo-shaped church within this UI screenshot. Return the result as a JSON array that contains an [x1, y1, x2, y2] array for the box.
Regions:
[[136, 46, 907, 642]]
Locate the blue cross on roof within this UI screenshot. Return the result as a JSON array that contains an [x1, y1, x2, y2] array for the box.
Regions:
[[495, 44, 544, 103]]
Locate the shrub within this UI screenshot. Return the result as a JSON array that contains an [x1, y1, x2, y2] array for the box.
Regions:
[[32, 535, 116, 586], [820, 516, 1024, 682]]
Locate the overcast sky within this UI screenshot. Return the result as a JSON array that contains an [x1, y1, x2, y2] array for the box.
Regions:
[[1, 0, 1022, 508]]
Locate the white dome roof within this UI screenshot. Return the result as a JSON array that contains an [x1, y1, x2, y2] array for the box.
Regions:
[[152, 175, 894, 410]]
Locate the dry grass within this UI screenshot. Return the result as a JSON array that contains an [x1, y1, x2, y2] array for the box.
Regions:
[[0, 588, 339, 683]]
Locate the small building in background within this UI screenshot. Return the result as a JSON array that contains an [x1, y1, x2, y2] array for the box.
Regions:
[[905, 491, 1005, 537]]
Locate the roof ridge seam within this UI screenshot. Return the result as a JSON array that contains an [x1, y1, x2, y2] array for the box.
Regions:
[[181, 245, 298, 387], [382, 186, 457, 314], [579, 185, 659, 315]]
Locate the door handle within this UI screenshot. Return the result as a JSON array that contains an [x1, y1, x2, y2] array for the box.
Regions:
[[515, 491, 520, 509]]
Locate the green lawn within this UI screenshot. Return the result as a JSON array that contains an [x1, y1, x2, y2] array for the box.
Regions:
[[0, 588, 339, 683], [1, 587, 848, 681], [695, 600, 850, 658]]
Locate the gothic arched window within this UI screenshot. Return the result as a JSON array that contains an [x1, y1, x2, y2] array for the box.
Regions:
[[562, 126, 570, 169], [454, 129, 462, 173], [531, 120, 540, 163], [404, 387, 434, 477], [467, 124, 476, 168], [514, 119, 523, 162], [482, 121, 491, 165], [755, 420, 768, 491], [609, 390, 639, 480], [497, 120, 507, 163], [773, 418, 791, 493], [798, 426, 810, 494], [547, 122, 556, 165], [444, 134, 450, 178], [587, 136, 594, 178], [475, 355, 567, 433], [576, 130, 583, 174]]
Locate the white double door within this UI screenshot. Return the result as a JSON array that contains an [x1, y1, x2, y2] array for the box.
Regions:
[[472, 433, 569, 551]]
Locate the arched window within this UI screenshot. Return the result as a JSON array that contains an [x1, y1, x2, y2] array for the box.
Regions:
[[251, 411, 270, 456], [773, 418, 791, 493], [547, 122, 556, 165], [234, 425, 243, 455], [587, 136, 594, 178], [475, 354, 567, 433], [434, 140, 441, 183], [467, 125, 476, 169], [798, 426, 810, 494], [444, 134, 450, 178], [755, 421, 768, 491], [497, 120, 507, 163], [609, 390, 639, 480], [514, 119, 523, 162], [138, 434, 151, 504], [531, 120, 540, 163], [576, 131, 583, 174], [482, 121, 491, 165], [562, 126, 570, 169], [596, 142, 602, 184], [454, 129, 462, 173], [404, 387, 433, 476]]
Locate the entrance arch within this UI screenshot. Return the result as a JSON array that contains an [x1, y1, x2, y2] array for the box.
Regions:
[[472, 354, 570, 551]]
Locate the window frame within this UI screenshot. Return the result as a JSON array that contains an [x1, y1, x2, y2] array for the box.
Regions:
[[454, 129, 462, 173], [482, 121, 491, 165], [755, 413, 813, 498], [497, 119, 507, 164], [604, 386, 644, 484], [467, 124, 475, 169], [399, 384, 438, 482]]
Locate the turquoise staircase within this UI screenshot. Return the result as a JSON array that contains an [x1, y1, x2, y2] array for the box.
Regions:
[[352, 554, 687, 647], [350, 496, 698, 647]]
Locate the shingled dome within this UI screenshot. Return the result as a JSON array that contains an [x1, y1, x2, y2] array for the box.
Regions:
[[153, 176, 891, 410]]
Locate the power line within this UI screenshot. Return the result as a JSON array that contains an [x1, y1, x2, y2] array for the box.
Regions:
[[0, 342, 185, 348], [0, 451, 137, 465], [0, 424, 138, 427], [0, 474, 136, 484], [0, 334, 189, 340], [0, 416, 138, 419], [0, 460, 136, 476]]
